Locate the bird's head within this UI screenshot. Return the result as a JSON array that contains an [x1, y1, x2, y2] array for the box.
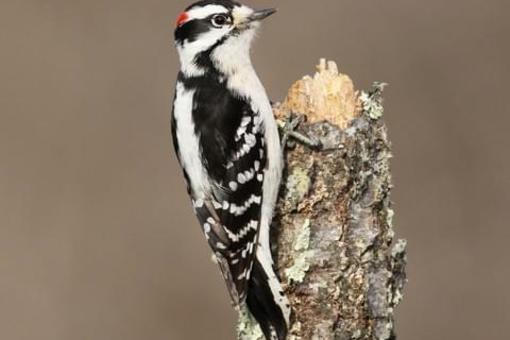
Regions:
[[174, 0, 276, 77]]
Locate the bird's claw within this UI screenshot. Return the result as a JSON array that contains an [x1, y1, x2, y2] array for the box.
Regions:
[[278, 112, 322, 150]]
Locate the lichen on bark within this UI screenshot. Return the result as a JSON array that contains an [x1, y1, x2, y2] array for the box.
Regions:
[[238, 60, 407, 340]]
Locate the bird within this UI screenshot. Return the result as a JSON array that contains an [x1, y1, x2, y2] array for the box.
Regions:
[[170, 1, 290, 339]]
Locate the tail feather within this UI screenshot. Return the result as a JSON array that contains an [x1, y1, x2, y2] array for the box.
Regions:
[[246, 258, 289, 340]]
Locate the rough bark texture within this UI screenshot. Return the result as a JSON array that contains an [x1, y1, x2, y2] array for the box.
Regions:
[[238, 60, 407, 340]]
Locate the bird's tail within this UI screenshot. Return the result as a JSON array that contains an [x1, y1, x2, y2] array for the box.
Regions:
[[246, 250, 290, 340]]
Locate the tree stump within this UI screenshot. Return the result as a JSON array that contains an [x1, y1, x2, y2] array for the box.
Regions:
[[238, 60, 407, 340]]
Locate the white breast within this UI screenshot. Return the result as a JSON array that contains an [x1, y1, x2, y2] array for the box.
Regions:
[[173, 82, 209, 197]]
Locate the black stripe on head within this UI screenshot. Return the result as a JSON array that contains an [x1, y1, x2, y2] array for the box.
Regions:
[[175, 17, 212, 45], [185, 0, 239, 11], [175, 0, 241, 45]]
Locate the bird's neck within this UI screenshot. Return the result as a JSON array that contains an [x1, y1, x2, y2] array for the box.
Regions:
[[210, 30, 255, 77], [178, 29, 257, 79]]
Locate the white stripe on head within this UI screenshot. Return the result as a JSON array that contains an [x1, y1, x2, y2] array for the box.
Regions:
[[186, 5, 229, 21]]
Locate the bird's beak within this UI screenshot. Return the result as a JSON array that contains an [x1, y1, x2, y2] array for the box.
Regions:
[[247, 8, 277, 23]]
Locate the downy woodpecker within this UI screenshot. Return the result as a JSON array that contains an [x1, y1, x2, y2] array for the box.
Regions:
[[171, 1, 290, 339]]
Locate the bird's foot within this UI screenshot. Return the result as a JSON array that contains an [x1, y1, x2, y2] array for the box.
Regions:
[[278, 112, 322, 150]]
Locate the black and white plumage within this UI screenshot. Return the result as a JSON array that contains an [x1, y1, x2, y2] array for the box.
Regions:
[[171, 1, 290, 339]]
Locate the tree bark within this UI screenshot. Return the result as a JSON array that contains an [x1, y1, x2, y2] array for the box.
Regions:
[[238, 60, 407, 340]]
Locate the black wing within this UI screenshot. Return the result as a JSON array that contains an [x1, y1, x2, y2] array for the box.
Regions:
[[193, 106, 267, 306]]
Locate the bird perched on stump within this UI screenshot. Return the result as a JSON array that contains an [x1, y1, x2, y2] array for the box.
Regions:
[[170, 1, 290, 339]]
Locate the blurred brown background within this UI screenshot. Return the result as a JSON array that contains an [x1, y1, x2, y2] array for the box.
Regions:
[[1, 0, 509, 339]]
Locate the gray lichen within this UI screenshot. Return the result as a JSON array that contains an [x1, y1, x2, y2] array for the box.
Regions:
[[285, 251, 313, 284], [284, 167, 312, 211], [360, 82, 388, 120], [294, 219, 311, 251], [238, 306, 264, 340], [285, 219, 313, 284]]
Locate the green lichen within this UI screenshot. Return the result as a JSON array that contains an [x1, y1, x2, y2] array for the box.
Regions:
[[385, 207, 395, 240], [360, 82, 388, 120], [352, 329, 362, 338], [285, 219, 313, 284], [285, 251, 314, 284], [385, 208, 394, 228], [285, 168, 312, 209], [238, 305, 264, 340], [391, 239, 407, 258], [392, 289, 404, 306], [294, 219, 311, 251], [390, 239, 407, 307]]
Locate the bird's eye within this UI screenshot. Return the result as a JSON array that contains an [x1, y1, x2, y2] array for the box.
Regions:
[[211, 14, 229, 28]]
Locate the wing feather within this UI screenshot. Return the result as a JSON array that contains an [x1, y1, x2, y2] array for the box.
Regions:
[[191, 109, 267, 305]]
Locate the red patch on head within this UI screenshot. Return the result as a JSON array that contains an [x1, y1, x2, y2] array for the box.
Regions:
[[176, 12, 189, 27]]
